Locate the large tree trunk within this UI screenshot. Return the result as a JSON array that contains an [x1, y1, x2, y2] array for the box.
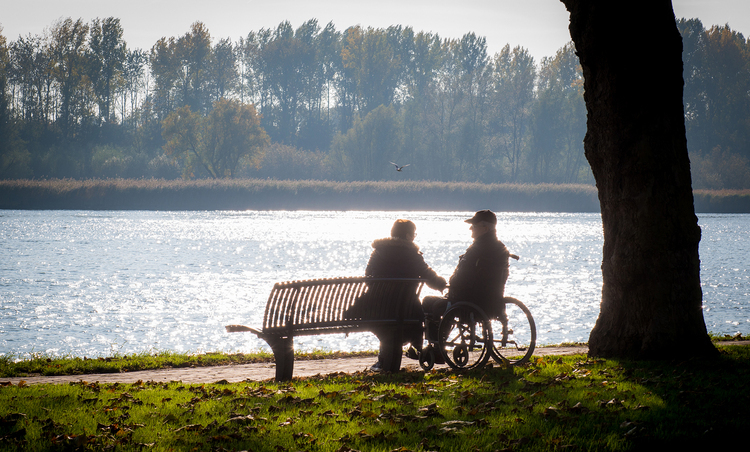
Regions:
[[560, 0, 717, 358]]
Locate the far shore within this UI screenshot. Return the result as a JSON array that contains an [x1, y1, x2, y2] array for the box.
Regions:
[[1, 179, 749, 213]]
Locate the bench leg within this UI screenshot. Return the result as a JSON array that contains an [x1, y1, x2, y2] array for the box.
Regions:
[[269, 336, 294, 381]]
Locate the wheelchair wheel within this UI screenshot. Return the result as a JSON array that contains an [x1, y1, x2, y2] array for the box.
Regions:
[[438, 303, 492, 370], [419, 345, 436, 371], [490, 297, 536, 365]]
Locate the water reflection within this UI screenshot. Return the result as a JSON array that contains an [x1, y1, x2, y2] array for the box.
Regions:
[[0, 210, 748, 359]]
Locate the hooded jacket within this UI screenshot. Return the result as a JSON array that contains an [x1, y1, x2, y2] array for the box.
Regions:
[[365, 238, 447, 291]]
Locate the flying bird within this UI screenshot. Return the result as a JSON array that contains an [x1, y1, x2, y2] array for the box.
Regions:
[[390, 162, 410, 171]]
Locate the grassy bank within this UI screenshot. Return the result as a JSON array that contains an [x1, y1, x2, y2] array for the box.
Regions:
[[2, 179, 748, 212], [0, 350, 378, 380], [1, 335, 743, 379], [1, 345, 748, 451]]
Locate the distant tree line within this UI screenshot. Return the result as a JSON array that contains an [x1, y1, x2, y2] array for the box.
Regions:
[[0, 17, 747, 187], [678, 19, 750, 189]]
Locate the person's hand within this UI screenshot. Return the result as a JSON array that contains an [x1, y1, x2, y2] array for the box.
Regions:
[[437, 276, 447, 293]]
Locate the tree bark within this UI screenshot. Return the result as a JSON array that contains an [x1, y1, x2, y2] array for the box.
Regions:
[[560, 0, 717, 358]]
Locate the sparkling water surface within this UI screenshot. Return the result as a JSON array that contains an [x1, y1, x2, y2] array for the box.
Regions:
[[1, 210, 747, 359]]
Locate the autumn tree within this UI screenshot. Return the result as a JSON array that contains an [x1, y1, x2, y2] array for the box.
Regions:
[[88, 17, 126, 123], [9, 33, 53, 123], [0, 27, 10, 130], [49, 18, 91, 139], [689, 145, 750, 189], [677, 19, 750, 185], [455, 33, 490, 175], [174, 22, 213, 114], [150, 22, 213, 120], [487, 45, 536, 181], [315, 22, 341, 125], [330, 104, 403, 180], [528, 43, 587, 183], [258, 21, 314, 144], [149, 36, 180, 120], [340, 26, 404, 117], [401, 31, 444, 178], [0, 26, 30, 177], [295, 20, 339, 151], [560, 0, 716, 358], [239, 20, 338, 149], [162, 98, 269, 178], [237, 29, 271, 112], [120, 49, 147, 128], [208, 38, 237, 101]]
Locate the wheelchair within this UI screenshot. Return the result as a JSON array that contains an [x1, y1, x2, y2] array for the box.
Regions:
[[415, 296, 536, 371]]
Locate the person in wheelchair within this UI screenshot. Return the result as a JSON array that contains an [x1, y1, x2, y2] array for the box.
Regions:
[[422, 210, 510, 341], [365, 219, 447, 371]]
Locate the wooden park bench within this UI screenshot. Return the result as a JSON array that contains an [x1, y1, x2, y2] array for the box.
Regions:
[[225, 277, 426, 381]]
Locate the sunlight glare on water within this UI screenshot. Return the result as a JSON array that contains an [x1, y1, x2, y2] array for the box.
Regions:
[[0, 210, 748, 359]]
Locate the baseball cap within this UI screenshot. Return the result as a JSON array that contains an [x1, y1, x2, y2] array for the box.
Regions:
[[464, 210, 497, 225]]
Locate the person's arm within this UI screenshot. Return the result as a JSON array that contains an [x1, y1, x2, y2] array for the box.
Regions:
[[414, 253, 447, 291]]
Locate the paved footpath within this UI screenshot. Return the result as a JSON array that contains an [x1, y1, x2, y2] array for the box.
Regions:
[[3, 345, 589, 386], [8, 342, 748, 386]]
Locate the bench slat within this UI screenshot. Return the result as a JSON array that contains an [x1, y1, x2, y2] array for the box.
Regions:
[[263, 318, 423, 337], [261, 277, 423, 331]]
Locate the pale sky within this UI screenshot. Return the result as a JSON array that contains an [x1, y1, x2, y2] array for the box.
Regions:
[[2, 0, 749, 63]]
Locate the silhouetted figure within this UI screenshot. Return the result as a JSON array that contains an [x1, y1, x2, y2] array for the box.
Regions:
[[423, 210, 510, 339], [365, 219, 446, 371]]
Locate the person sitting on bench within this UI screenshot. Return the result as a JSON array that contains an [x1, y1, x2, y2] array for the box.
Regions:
[[365, 219, 447, 371]]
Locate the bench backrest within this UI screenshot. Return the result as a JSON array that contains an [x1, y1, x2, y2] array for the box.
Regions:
[[262, 277, 425, 334]]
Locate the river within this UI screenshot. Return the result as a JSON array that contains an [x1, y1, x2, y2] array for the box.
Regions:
[[1, 210, 747, 359]]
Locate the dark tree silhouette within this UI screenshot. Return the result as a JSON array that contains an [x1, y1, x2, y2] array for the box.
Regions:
[[560, 0, 717, 358]]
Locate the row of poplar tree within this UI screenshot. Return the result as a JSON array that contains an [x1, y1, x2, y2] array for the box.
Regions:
[[0, 17, 748, 187]]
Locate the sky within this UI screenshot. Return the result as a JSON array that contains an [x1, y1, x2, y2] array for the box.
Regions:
[[2, 0, 749, 63]]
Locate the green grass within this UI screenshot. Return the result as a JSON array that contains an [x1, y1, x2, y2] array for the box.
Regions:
[[0, 350, 377, 379], [1, 345, 748, 451], [2, 334, 743, 379]]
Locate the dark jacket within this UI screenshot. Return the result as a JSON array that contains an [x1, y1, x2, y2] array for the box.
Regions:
[[348, 238, 445, 323], [447, 231, 510, 316], [365, 238, 447, 291]]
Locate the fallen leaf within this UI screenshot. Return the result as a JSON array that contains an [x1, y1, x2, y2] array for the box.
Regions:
[[173, 424, 203, 433]]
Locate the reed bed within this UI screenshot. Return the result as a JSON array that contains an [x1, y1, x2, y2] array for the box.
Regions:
[[693, 189, 750, 213], [1, 178, 598, 212], [1, 179, 748, 212]]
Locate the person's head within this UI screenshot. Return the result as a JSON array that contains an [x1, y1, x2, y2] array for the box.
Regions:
[[464, 210, 497, 239], [391, 219, 417, 241]]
